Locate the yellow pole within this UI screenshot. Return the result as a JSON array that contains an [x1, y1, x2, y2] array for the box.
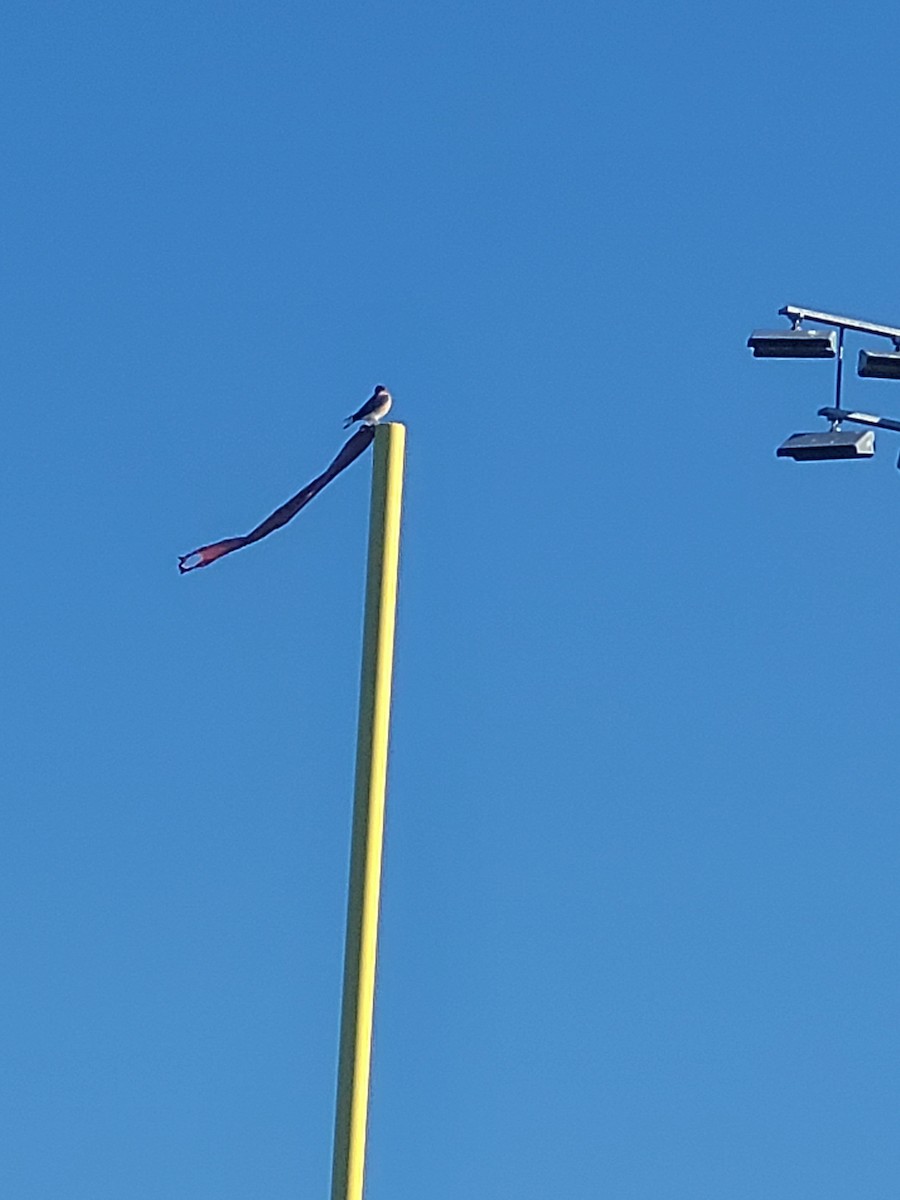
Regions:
[[330, 422, 406, 1200]]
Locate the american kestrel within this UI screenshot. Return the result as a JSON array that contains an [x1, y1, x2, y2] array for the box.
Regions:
[[344, 385, 393, 429]]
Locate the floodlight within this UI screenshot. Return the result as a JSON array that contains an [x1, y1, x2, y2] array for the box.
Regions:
[[749, 329, 837, 359], [748, 328, 837, 358], [858, 349, 900, 380], [776, 429, 875, 460]]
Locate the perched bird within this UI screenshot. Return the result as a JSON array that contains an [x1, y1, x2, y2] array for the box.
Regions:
[[344, 385, 393, 429]]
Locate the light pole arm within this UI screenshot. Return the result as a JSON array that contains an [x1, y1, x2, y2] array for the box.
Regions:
[[818, 407, 900, 434], [781, 305, 900, 343]]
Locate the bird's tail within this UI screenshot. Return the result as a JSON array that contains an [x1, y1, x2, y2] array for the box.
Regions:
[[343, 416, 354, 429]]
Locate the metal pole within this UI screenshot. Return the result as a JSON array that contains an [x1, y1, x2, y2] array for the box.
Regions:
[[832, 326, 845, 428], [330, 422, 406, 1200]]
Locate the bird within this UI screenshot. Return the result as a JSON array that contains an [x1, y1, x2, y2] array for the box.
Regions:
[[344, 385, 393, 429]]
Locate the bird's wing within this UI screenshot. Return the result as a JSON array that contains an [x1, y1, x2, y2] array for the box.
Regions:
[[349, 393, 379, 422]]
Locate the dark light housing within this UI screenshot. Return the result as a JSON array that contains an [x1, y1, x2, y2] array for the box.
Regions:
[[776, 429, 875, 460], [748, 328, 836, 358], [858, 349, 900, 380]]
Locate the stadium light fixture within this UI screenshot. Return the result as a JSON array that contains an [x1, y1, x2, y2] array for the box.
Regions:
[[749, 303, 900, 465], [776, 428, 875, 461], [748, 328, 836, 358], [857, 349, 900, 380]]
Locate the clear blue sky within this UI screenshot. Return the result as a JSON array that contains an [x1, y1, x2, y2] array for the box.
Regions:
[[4, 2, 900, 1196]]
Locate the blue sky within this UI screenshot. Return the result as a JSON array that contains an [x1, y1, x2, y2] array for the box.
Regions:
[[4, 1, 900, 1196]]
